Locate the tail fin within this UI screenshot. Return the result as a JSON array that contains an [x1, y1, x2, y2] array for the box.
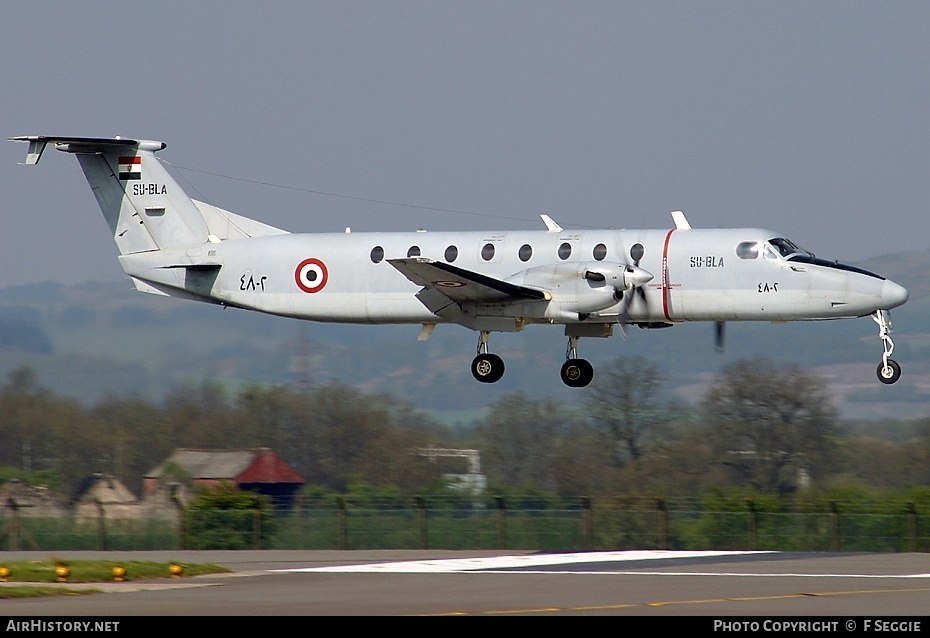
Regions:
[[10, 135, 210, 254]]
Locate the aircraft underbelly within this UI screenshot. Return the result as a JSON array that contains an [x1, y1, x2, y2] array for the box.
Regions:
[[365, 295, 437, 324], [220, 291, 430, 324]]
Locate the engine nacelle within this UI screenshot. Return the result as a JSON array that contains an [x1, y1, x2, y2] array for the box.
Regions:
[[506, 261, 654, 318]]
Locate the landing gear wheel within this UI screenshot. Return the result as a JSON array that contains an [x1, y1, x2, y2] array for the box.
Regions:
[[876, 359, 901, 385], [472, 353, 505, 383], [561, 358, 594, 388], [872, 311, 900, 385]]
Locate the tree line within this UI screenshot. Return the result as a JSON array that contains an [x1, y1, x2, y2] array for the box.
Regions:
[[0, 357, 928, 502]]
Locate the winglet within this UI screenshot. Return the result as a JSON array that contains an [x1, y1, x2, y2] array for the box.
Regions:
[[540, 214, 563, 232], [670, 210, 691, 230]]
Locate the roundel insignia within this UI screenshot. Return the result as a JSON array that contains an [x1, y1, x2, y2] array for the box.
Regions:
[[432, 280, 467, 288], [295, 258, 329, 293]]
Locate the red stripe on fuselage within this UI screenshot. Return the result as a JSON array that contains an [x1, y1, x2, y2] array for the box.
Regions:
[[662, 229, 675, 321]]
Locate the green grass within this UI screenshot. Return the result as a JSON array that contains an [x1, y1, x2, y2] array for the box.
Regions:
[[0, 559, 230, 584], [0, 585, 101, 598]]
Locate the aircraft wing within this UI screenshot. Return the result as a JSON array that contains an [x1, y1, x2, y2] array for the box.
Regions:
[[388, 258, 550, 304]]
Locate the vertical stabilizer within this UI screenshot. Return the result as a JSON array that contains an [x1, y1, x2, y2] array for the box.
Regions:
[[10, 136, 210, 254]]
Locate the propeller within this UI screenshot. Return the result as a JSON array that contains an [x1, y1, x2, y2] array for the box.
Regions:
[[618, 243, 650, 332], [715, 321, 726, 353]]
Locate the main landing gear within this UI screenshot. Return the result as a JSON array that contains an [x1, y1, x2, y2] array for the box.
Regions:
[[561, 336, 594, 388], [470, 332, 595, 387], [471, 332, 505, 383], [873, 310, 902, 385]]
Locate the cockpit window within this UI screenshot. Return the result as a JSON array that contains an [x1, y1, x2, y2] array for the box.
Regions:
[[736, 241, 760, 259], [766, 237, 883, 279], [768, 238, 813, 259]]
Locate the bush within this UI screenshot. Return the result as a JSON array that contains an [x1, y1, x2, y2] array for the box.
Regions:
[[183, 482, 276, 549]]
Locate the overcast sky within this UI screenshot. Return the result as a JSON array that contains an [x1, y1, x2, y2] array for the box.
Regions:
[[3, 1, 928, 286]]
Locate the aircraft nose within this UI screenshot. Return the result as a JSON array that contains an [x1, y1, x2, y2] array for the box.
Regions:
[[881, 279, 909, 309]]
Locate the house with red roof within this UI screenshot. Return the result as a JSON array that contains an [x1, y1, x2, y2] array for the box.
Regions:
[[143, 448, 305, 509]]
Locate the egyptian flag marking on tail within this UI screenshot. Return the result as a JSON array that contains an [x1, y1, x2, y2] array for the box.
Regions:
[[118, 156, 142, 180]]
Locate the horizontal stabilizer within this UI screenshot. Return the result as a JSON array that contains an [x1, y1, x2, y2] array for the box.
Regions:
[[160, 263, 222, 271], [9, 136, 164, 164]]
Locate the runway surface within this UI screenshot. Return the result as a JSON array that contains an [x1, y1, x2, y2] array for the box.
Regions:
[[1, 549, 929, 616]]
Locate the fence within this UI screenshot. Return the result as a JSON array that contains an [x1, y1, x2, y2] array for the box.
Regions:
[[1, 497, 927, 552]]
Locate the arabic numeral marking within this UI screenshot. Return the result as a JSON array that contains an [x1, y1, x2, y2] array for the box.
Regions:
[[757, 282, 779, 293], [240, 274, 267, 292]]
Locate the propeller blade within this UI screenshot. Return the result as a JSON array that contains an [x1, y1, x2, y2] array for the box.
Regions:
[[619, 296, 631, 326], [715, 321, 725, 353], [617, 243, 650, 330]]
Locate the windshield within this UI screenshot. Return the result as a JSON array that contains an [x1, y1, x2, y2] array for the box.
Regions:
[[768, 237, 814, 259], [768, 237, 884, 279]]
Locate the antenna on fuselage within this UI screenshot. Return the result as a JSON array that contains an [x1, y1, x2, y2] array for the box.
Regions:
[[670, 210, 691, 230], [540, 214, 563, 232]]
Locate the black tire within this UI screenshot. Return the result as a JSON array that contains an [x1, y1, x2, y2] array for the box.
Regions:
[[472, 353, 505, 383], [560, 358, 594, 387], [876, 359, 902, 385]]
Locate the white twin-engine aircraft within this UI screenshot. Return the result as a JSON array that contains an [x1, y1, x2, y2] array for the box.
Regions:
[[11, 135, 909, 387]]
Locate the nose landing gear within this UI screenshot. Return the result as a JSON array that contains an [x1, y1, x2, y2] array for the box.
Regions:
[[873, 310, 901, 385]]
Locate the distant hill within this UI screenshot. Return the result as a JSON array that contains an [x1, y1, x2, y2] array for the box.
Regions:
[[0, 251, 927, 424]]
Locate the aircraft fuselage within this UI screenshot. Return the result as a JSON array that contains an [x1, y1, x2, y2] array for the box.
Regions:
[[119, 227, 904, 327]]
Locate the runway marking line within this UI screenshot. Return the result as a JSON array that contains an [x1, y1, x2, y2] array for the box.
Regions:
[[275, 550, 930, 579], [466, 570, 930, 578], [419, 587, 930, 616], [276, 550, 772, 573]]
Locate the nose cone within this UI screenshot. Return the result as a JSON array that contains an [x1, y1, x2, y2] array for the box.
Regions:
[[881, 279, 909, 309]]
